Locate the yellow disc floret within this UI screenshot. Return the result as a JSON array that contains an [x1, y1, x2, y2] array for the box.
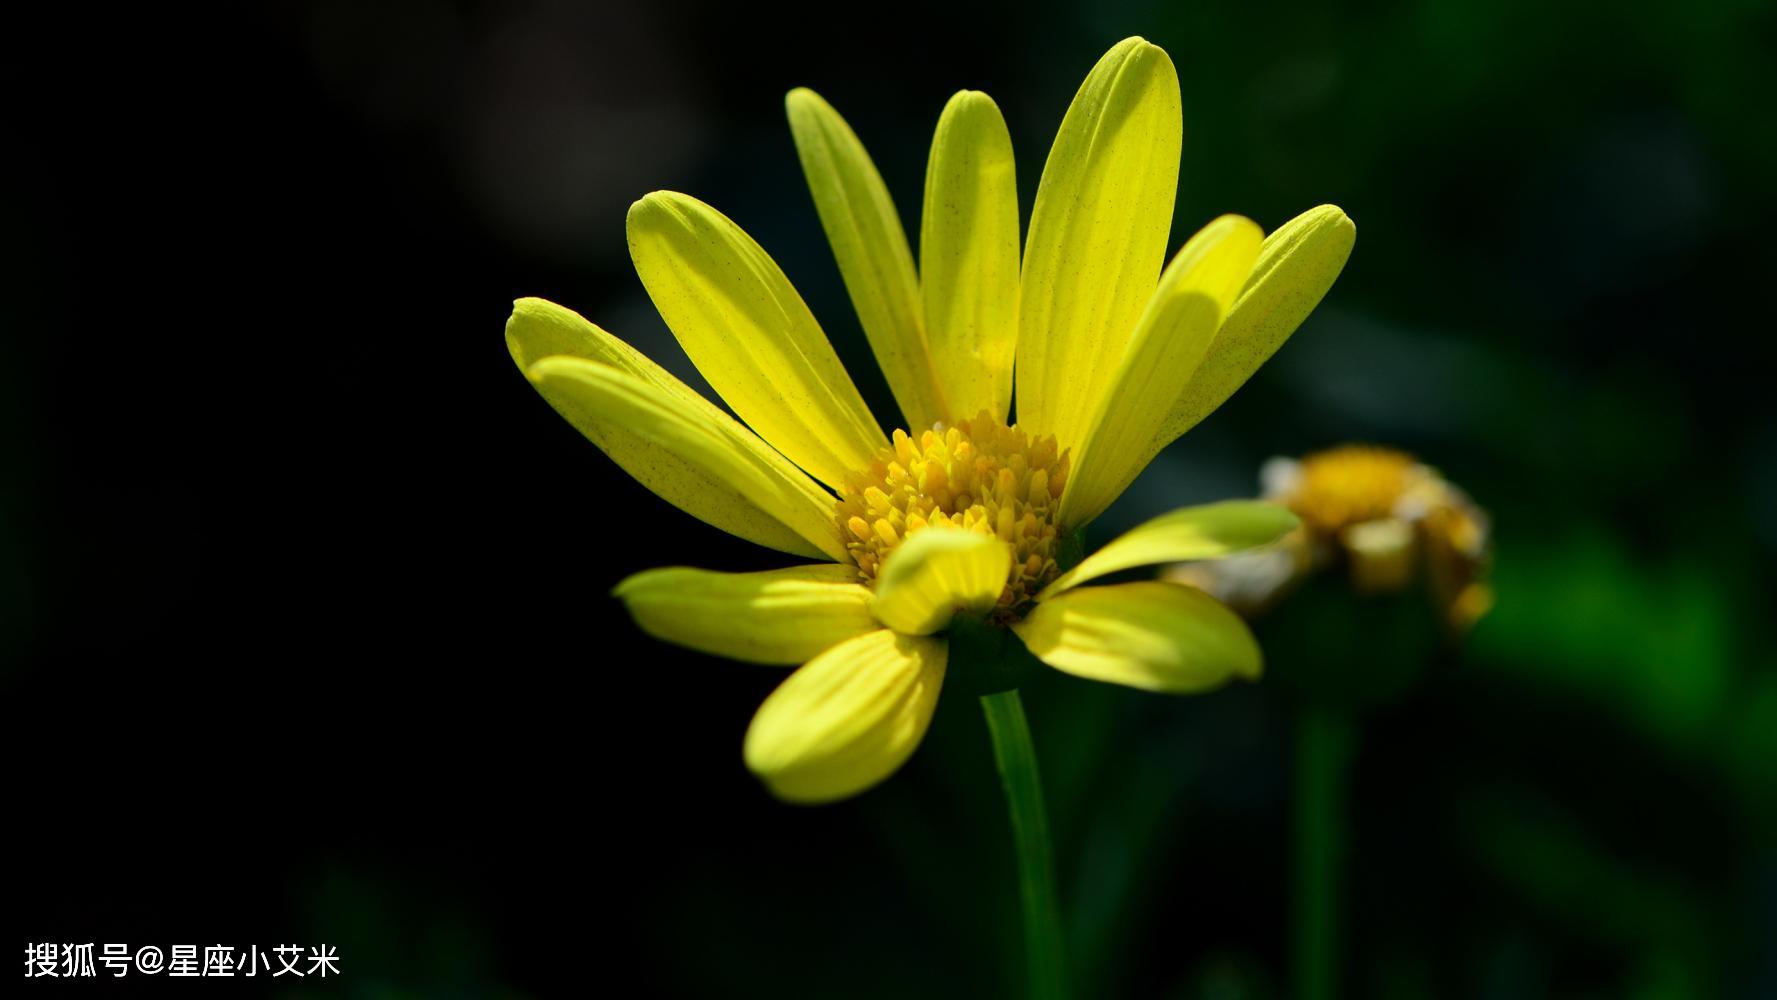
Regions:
[[837, 411, 1071, 613], [1287, 445, 1418, 536]]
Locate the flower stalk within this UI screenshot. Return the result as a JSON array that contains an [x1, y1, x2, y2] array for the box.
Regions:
[[1292, 703, 1354, 1000], [981, 688, 1068, 1000]]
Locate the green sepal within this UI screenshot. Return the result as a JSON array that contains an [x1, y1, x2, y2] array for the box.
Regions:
[[947, 615, 1042, 696], [1057, 528, 1086, 573], [1262, 574, 1443, 711]]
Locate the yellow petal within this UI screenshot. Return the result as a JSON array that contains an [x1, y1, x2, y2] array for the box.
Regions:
[[1016, 37, 1181, 454], [1059, 216, 1264, 527], [614, 564, 876, 665], [1014, 581, 1261, 693], [508, 296, 717, 412], [1040, 500, 1300, 599], [787, 89, 948, 431], [627, 191, 887, 488], [524, 353, 846, 561], [1162, 205, 1356, 439], [921, 90, 1019, 424], [1341, 518, 1417, 593], [744, 629, 947, 803], [870, 527, 1013, 635]]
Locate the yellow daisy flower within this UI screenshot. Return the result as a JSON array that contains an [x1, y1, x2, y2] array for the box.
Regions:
[[504, 37, 1354, 805], [1168, 445, 1493, 632], [1276, 445, 1492, 628]]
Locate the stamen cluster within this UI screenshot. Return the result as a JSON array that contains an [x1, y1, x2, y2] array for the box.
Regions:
[[1288, 445, 1417, 536], [837, 411, 1071, 613]]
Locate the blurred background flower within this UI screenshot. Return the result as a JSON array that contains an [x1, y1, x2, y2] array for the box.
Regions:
[[5, 1, 1775, 998], [1169, 445, 1492, 633]]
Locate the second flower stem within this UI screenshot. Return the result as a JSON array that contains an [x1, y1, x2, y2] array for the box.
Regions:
[[1292, 703, 1354, 1000], [981, 689, 1068, 1000]]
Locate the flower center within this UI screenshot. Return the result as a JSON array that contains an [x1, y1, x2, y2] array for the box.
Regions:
[[1287, 445, 1418, 536], [837, 411, 1071, 613]]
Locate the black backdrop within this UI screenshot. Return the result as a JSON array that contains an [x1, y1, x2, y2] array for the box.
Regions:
[[6, 4, 1056, 995]]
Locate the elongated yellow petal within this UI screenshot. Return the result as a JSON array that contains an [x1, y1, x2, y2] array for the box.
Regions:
[[921, 90, 1019, 424], [508, 296, 719, 413], [787, 89, 948, 431], [525, 354, 846, 561], [614, 564, 875, 665], [1059, 216, 1264, 527], [627, 191, 887, 488], [1161, 205, 1355, 440], [870, 528, 1013, 635], [744, 629, 947, 803], [1014, 581, 1260, 693], [1039, 500, 1300, 599], [1016, 37, 1181, 454]]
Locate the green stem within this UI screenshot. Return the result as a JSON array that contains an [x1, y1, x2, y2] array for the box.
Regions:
[[1292, 704, 1354, 1000], [980, 689, 1068, 1000]]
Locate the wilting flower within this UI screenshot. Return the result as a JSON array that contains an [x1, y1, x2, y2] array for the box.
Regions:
[[505, 37, 1354, 802], [1168, 445, 1492, 632]]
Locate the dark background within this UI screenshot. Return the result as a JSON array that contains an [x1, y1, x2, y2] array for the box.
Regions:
[[5, 1, 1775, 996]]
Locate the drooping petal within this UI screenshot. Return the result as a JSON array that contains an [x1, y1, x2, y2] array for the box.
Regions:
[[1013, 581, 1261, 693], [524, 353, 846, 561], [1160, 205, 1355, 440], [508, 296, 718, 411], [921, 90, 1019, 425], [787, 89, 948, 432], [1039, 500, 1300, 599], [627, 191, 887, 488], [1340, 517, 1417, 593], [870, 527, 1013, 635], [1016, 37, 1182, 454], [1059, 216, 1264, 527], [744, 629, 947, 804], [614, 564, 876, 665]]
